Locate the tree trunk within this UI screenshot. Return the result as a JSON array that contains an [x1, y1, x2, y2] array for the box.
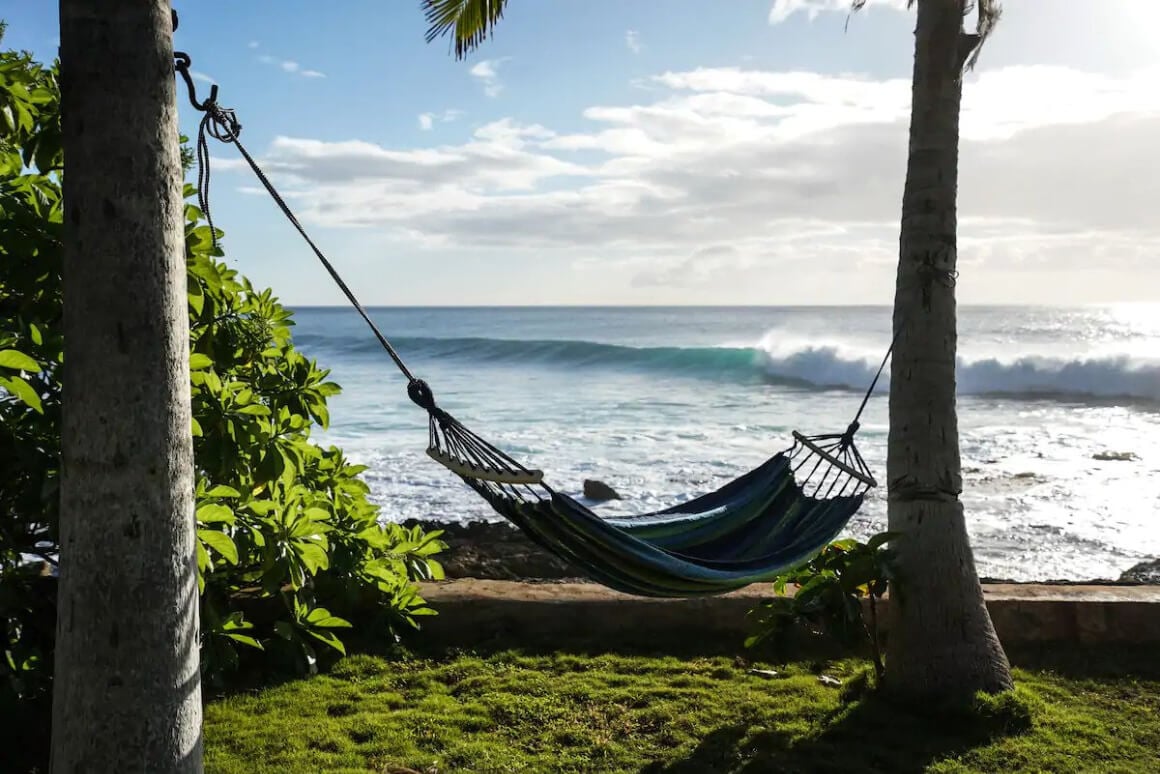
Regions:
[[883, 0, 1013, 705], [52, 2, 202, 772]]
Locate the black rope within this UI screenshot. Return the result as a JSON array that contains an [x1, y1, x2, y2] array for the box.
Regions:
[[173, 51, 424, 392], [842, 264, 958, 445], [847, 324, 899, 433]]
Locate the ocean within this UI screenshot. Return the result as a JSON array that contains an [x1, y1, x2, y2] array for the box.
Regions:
[[289, 305, 1160, 583]]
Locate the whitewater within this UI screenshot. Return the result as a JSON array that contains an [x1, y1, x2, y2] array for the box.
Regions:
[[291, 305, 1160, 582]]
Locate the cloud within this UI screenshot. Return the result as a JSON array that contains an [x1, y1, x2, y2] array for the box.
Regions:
[[418, 109, 465, 130], [768, 0, 909, 25], [191, 70, 216, 85], [625, 30, 641, 54], [248, 40, 260, 49], [258, 53, 326, 79], [470, 58, 508, 97], [217, 63, 1160, 303]]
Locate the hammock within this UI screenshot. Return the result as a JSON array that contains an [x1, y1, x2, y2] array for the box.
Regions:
[[413, 377, 877, 597], [175, 58, 886, 597]]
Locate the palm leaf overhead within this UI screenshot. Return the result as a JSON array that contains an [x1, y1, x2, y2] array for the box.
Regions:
[[850, 0, 1001, 70], [421, 0, 511, 60]]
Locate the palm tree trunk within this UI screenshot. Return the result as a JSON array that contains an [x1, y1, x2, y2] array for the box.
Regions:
[[52, 2, 202, 771], [883, 0, 1012, 705]]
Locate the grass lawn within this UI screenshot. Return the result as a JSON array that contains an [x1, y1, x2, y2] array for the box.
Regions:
[[203, 643, 1160, 774]]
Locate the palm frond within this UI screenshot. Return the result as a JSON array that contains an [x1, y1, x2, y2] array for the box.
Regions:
[[849, 1, 1001, 71], [421, 0, 510, 60], [965, 0, 1002, 70]]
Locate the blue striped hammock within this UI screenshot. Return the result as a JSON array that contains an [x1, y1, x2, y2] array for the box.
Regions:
[[412, 381, 877, 598]]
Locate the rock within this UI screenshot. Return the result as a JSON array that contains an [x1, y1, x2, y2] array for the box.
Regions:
[[1093, 451, 1138, 462], [583, 479, 622, 501], [1119, 558, 1160, 584], [818, 675, 842, 687], [749, 668, 780, 679], [402, 518, 581, 581]]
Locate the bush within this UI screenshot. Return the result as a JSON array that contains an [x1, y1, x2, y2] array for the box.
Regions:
[[745, 533, 897, 677], [0, 35, 446, 711]]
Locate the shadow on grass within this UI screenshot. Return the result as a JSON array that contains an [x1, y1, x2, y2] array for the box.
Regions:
[[1005, 643, 1160, 681], [642, 690, 1024, 774]]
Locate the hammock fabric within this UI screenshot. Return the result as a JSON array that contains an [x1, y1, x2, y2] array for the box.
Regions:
[[175, 58, 884, 598], [413, 380, 876, 597]]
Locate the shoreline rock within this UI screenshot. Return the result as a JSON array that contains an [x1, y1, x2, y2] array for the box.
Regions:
[[583, 479, 622, 501], [403, 519, 581, 581], [1119, 558, 1160, 584]]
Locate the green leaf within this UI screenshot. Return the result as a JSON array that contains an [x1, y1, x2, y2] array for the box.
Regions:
[[188, 282, 205, 316], [296, 542, 329, 574], [198, 528, 239, 565], [205, 485, 242, 498], [305, 607, 352, 629], [0, 376, 44, 413], [196, 540, 210, 575], [190, 353, 213, 370], [196, 503, 235, 524], [304, 506, 330, 522], [303, 627, 346, 655], [0, 349, 39, 371], [28, 323, 43, 346], [223, 632, 264, 649]]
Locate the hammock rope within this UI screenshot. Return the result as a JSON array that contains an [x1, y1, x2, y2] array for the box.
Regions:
[[173, 50, 894, 595]]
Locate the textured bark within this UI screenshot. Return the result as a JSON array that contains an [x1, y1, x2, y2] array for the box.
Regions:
[[52, 2, 202, 772], [883, 0, 1013, 704]]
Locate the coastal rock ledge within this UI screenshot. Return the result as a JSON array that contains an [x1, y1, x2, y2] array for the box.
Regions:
[[404, 519, 580, 581], [1119, 558, 1160, 584]]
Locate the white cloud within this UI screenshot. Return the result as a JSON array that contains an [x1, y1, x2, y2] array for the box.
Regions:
[[768, 0, 909, 25], [191, 70, 216, 85], [258, 53, 326, 79], [418, 109, 465, 130], [248, 40, 260, 49], [218, 63, 1160, 303], [470, 58, 508, 97], [625, 30, 641, 54]]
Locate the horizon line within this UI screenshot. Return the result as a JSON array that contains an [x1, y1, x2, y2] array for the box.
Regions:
[[281, 301, 1143, 309]]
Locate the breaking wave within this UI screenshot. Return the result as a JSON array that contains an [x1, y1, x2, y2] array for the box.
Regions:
[[292, 332, 1160, 403]]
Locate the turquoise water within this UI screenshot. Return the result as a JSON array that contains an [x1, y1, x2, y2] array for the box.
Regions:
[[290, 305, 1160, 582]]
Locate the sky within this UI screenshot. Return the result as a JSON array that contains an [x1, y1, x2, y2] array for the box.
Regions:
[[6, 0, 1160, 306]]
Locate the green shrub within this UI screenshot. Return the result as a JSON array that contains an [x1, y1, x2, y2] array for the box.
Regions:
[[745, 533, 897, 677], [0, 36, 445, 708]]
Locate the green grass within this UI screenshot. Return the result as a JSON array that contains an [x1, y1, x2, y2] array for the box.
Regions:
[[203, 644, 1160, 774]]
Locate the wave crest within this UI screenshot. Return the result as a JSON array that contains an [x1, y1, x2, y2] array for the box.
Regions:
[[293, 332, 1160, 403]]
